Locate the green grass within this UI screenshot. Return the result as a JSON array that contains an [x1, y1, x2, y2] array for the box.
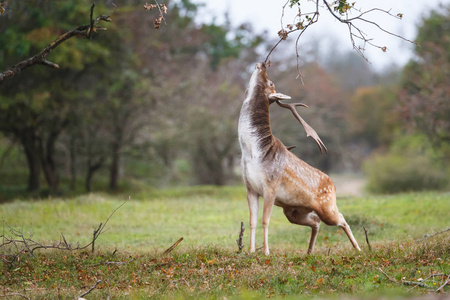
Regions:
[[1, 187, 449, 299]]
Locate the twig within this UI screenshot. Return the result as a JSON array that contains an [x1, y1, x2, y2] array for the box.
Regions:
[[163, 237, 183, 255], [87, 3, 95, 39], [87, 259, 136, 267], [154, 0, 167, 25], [322, 0, 415, 58], [363, 226, 372, 252], [0, 293, 30, 300], [169, 277, 190, 288], [402, 280, 433, 290], [378, 268, 446, 291], [236, 222, 245, 253], [418, 227, 450, 241], [378, 267, 398, 283], [436, 274, 450, 293], [0, 201, 126, 266], [78, 279, 102, 298], [0, 292, 30, 300], [266, 0, 416, 78], [92, 223, 102, 254]]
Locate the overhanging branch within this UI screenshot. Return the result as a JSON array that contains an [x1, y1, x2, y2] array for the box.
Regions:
[[265, 0, 417, 78], [0, 4, 111, 82]]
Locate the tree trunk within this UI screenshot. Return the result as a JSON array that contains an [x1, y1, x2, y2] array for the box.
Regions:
[[109, 142, 120, 191], [39, 133, 60, 192], [85, 158, 103, 193], [85, 168, 93, 193], [19, 131, 41, 192], [69, 136, 77, 190]]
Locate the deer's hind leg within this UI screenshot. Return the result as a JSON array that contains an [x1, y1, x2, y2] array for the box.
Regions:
[[314, 204, 361, 252], [337, 213, 361, 251], [283, 207, 321, 254]]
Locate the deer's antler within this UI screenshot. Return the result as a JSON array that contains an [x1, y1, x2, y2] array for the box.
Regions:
[[275, 100, 327, 154]]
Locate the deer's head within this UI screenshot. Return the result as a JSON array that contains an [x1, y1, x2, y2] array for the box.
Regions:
[[247, 62, 328, 154], [248, 62, 291, 103]]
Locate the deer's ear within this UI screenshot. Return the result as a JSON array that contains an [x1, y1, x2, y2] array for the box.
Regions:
[[268, 93, 291, 100]]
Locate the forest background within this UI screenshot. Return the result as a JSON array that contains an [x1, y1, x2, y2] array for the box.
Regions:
[[0, 0, 449, 198]]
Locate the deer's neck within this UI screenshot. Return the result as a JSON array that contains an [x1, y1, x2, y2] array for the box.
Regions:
[[239, 84, 275, 160]]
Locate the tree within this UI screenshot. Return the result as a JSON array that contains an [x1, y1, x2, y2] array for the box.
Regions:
[[0, 1, 115, 192], [400, 5, 450, 159]]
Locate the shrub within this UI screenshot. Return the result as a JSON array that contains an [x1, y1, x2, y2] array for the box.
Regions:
[[364, 154, 448, 194]]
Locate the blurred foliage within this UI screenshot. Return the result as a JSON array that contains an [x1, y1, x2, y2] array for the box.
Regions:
[[347, 86, 401, 149], [363, 5, 450, 194], [400, 5, 450, 158], [0, 1, 449, 196], [364, 153, 447, 194], [0, 0, 262, 194], [364, 133, 449, 194]]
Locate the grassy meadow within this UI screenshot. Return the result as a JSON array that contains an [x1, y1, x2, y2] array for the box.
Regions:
[[1, 186, 449, 299]]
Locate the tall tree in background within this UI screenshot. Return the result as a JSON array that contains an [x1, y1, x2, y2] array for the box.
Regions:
[[400, 5, 450, 160], [0, 1, 112, 191]]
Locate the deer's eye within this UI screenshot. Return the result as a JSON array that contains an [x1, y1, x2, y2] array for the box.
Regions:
[[269, 81, 274, 87]]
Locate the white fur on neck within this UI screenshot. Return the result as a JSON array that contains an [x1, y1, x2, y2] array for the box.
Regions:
[[239, 67, 262, 159]]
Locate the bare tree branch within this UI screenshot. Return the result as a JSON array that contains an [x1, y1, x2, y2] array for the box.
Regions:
[[265, 0, 416, 78], [0, 4, 111, 82]]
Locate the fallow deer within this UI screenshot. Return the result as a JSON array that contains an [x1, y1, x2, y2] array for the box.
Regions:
[[238, 62, 361, 255]]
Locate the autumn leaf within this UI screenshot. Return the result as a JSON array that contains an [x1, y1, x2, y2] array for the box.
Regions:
[[144, 3, 157, 10], [160, 4, 168, 14], [278, 29, 288, 40], [154, 15, 162, 28]]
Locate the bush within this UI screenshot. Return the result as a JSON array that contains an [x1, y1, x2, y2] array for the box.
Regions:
[[364, 154, 448, 194]]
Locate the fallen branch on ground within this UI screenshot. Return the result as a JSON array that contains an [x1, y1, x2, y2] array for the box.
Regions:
[[163, 237, 183, 255], [0, 293, 30, 300], [78, 279, 102, 299], [437, 274, 450, 293], [378, 268, 449, 292], [0, 201, 126, 268], [418, 227, 450, 242]]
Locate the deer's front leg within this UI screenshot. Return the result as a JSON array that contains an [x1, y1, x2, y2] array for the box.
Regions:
[[247, 189, 259, 253], [262, 191, 276, 255]]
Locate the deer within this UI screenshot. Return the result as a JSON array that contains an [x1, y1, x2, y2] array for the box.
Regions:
[[238, 62, 361, 255]]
